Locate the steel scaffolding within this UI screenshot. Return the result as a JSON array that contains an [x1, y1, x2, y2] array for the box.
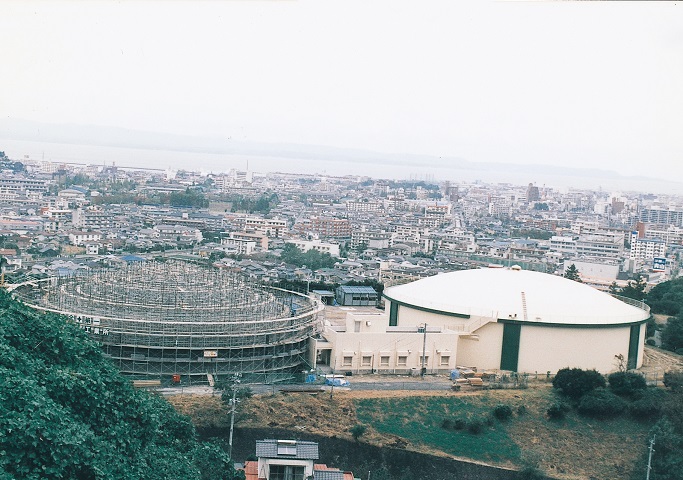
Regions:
[[15, 260, 322, 383]]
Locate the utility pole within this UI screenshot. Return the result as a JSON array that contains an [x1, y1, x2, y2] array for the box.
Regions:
[[420, 323, 427, 378], [228, 374, 241, 460], [646, 434, 656, 480]]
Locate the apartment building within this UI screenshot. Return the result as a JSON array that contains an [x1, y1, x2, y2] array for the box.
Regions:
[[69, 231, 102, 246], [346, 199, 383, 213], [240, 216, 287, 237], [292, 216, 351, 239], [72, 207, 116, 230], [229, 232, 269, 251], [639, 207, 683, 227], [630, 231, 667, 260], [0, 176, 49, 194], [285, 239, 340, 257]]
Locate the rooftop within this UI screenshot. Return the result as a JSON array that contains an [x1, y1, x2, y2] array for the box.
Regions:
[[383, 267, 650, 326]]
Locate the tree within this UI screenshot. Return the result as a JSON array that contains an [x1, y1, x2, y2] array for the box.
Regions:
[[563, 264, 582, 283], [646, 277, 683, 316], [0, 289, 243, 479], [350, 424, 367, 442], [661, 314, 683, 353], [619, 275, 647, 301]]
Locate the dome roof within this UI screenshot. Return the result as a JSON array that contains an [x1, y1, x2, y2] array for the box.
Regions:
[[383, 268, 649, 326]]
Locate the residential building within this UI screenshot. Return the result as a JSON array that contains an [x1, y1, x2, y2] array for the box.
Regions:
[[69, 231, 102, 246], [286, 239, 340, 257], [243, 439, 354, 480], [293, 216, 351, 239], [630, 231, 667, 260]]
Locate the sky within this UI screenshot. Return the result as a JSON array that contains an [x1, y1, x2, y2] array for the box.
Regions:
[[1, 1, 682, 180]]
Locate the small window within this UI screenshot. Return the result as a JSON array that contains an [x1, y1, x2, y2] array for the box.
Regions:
[[343, 356, 353, 367], [276, 441, 297, 456], [361, 356, 372, 367], [440, 355, 450, 366], [397, 356, 407, 367], [380, 356, 390, 367]]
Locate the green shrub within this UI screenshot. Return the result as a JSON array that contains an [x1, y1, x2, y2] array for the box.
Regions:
[[493, 404, 513, 421], [350, 424, 367, 442], [577, 388, 627, 419], [646, 338, 656, 346], [441, 418, 453, 429], [663, 370, 683, 393], [552, 368, 606, 400], [484, 414, 495, 427], [517, 405, 528, 416], [453, 418, 467, 430], [547, 402, 570, 421], [608, 371, 647, 396], [467, 419, 484, 434], [629, 388, 666, 420], [515, 465, 546, 480]]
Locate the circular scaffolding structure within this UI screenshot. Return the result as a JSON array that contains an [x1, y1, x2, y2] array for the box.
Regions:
[[15, 260, 323, 382]]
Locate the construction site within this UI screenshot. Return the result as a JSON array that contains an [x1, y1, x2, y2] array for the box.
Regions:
[[13, 260, 323, 384]]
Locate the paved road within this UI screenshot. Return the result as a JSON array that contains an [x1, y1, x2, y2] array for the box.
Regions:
[[159, 377, 453, 396]]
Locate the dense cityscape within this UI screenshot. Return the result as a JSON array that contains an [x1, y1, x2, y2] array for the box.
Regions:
[[0, 149, 680, 293]]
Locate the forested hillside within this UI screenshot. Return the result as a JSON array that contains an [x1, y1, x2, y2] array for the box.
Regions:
[[0, 290, 242, 480]]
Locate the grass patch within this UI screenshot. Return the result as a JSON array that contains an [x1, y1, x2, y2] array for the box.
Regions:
[[355, 394, 522, 463], [354, 388, 655, 478]]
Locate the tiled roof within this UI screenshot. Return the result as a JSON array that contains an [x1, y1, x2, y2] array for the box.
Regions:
[[313, 470, 345, 480], [242, 461, 259, 480], [255, 439, 319, 460]]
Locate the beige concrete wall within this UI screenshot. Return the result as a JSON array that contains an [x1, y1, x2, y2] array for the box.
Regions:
[[455, 321, 643, 373], [324, 329, 459, 374], [517, 325, 633, 373], [456, 322, 504, 370], [393, 303, 475, 331]]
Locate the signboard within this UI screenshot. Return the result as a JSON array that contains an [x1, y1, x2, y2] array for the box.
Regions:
[[653, 257, 667, 272], [203, 350, 218, 358]]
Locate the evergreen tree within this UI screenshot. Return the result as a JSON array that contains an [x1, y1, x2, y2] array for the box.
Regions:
[[563, 264, 582, 282]]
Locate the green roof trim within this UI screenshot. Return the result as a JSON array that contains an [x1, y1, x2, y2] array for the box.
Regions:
[[382, 293, 471, 319], [496, 318, 648, 329]]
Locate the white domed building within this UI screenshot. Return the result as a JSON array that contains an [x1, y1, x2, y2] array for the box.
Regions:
[[317, 267, 650, 375]]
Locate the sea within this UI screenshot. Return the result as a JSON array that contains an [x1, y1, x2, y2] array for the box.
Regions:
[[0, 138, 679, 195]]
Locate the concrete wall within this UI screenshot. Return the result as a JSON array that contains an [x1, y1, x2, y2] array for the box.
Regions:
[[457, 321, 644, 374], [456, 322, 504, 370], [516, 324, 637, 373], [323, 327, 459, 374], [391, 302, 473, 331]]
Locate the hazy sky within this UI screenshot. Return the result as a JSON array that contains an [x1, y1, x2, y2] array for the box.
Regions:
[[2, 1, 682, 179]]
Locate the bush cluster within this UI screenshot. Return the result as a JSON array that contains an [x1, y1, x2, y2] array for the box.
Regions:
[[577, 388, 627, 419], [663, 370, 683, 393], [552, 368, 605, 400], [607, 371, 647, 397], [493, 404, 513, 421], [628, 388, 665, 420], [441, 415, 493, 435], [547, 402, 571, 421]]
